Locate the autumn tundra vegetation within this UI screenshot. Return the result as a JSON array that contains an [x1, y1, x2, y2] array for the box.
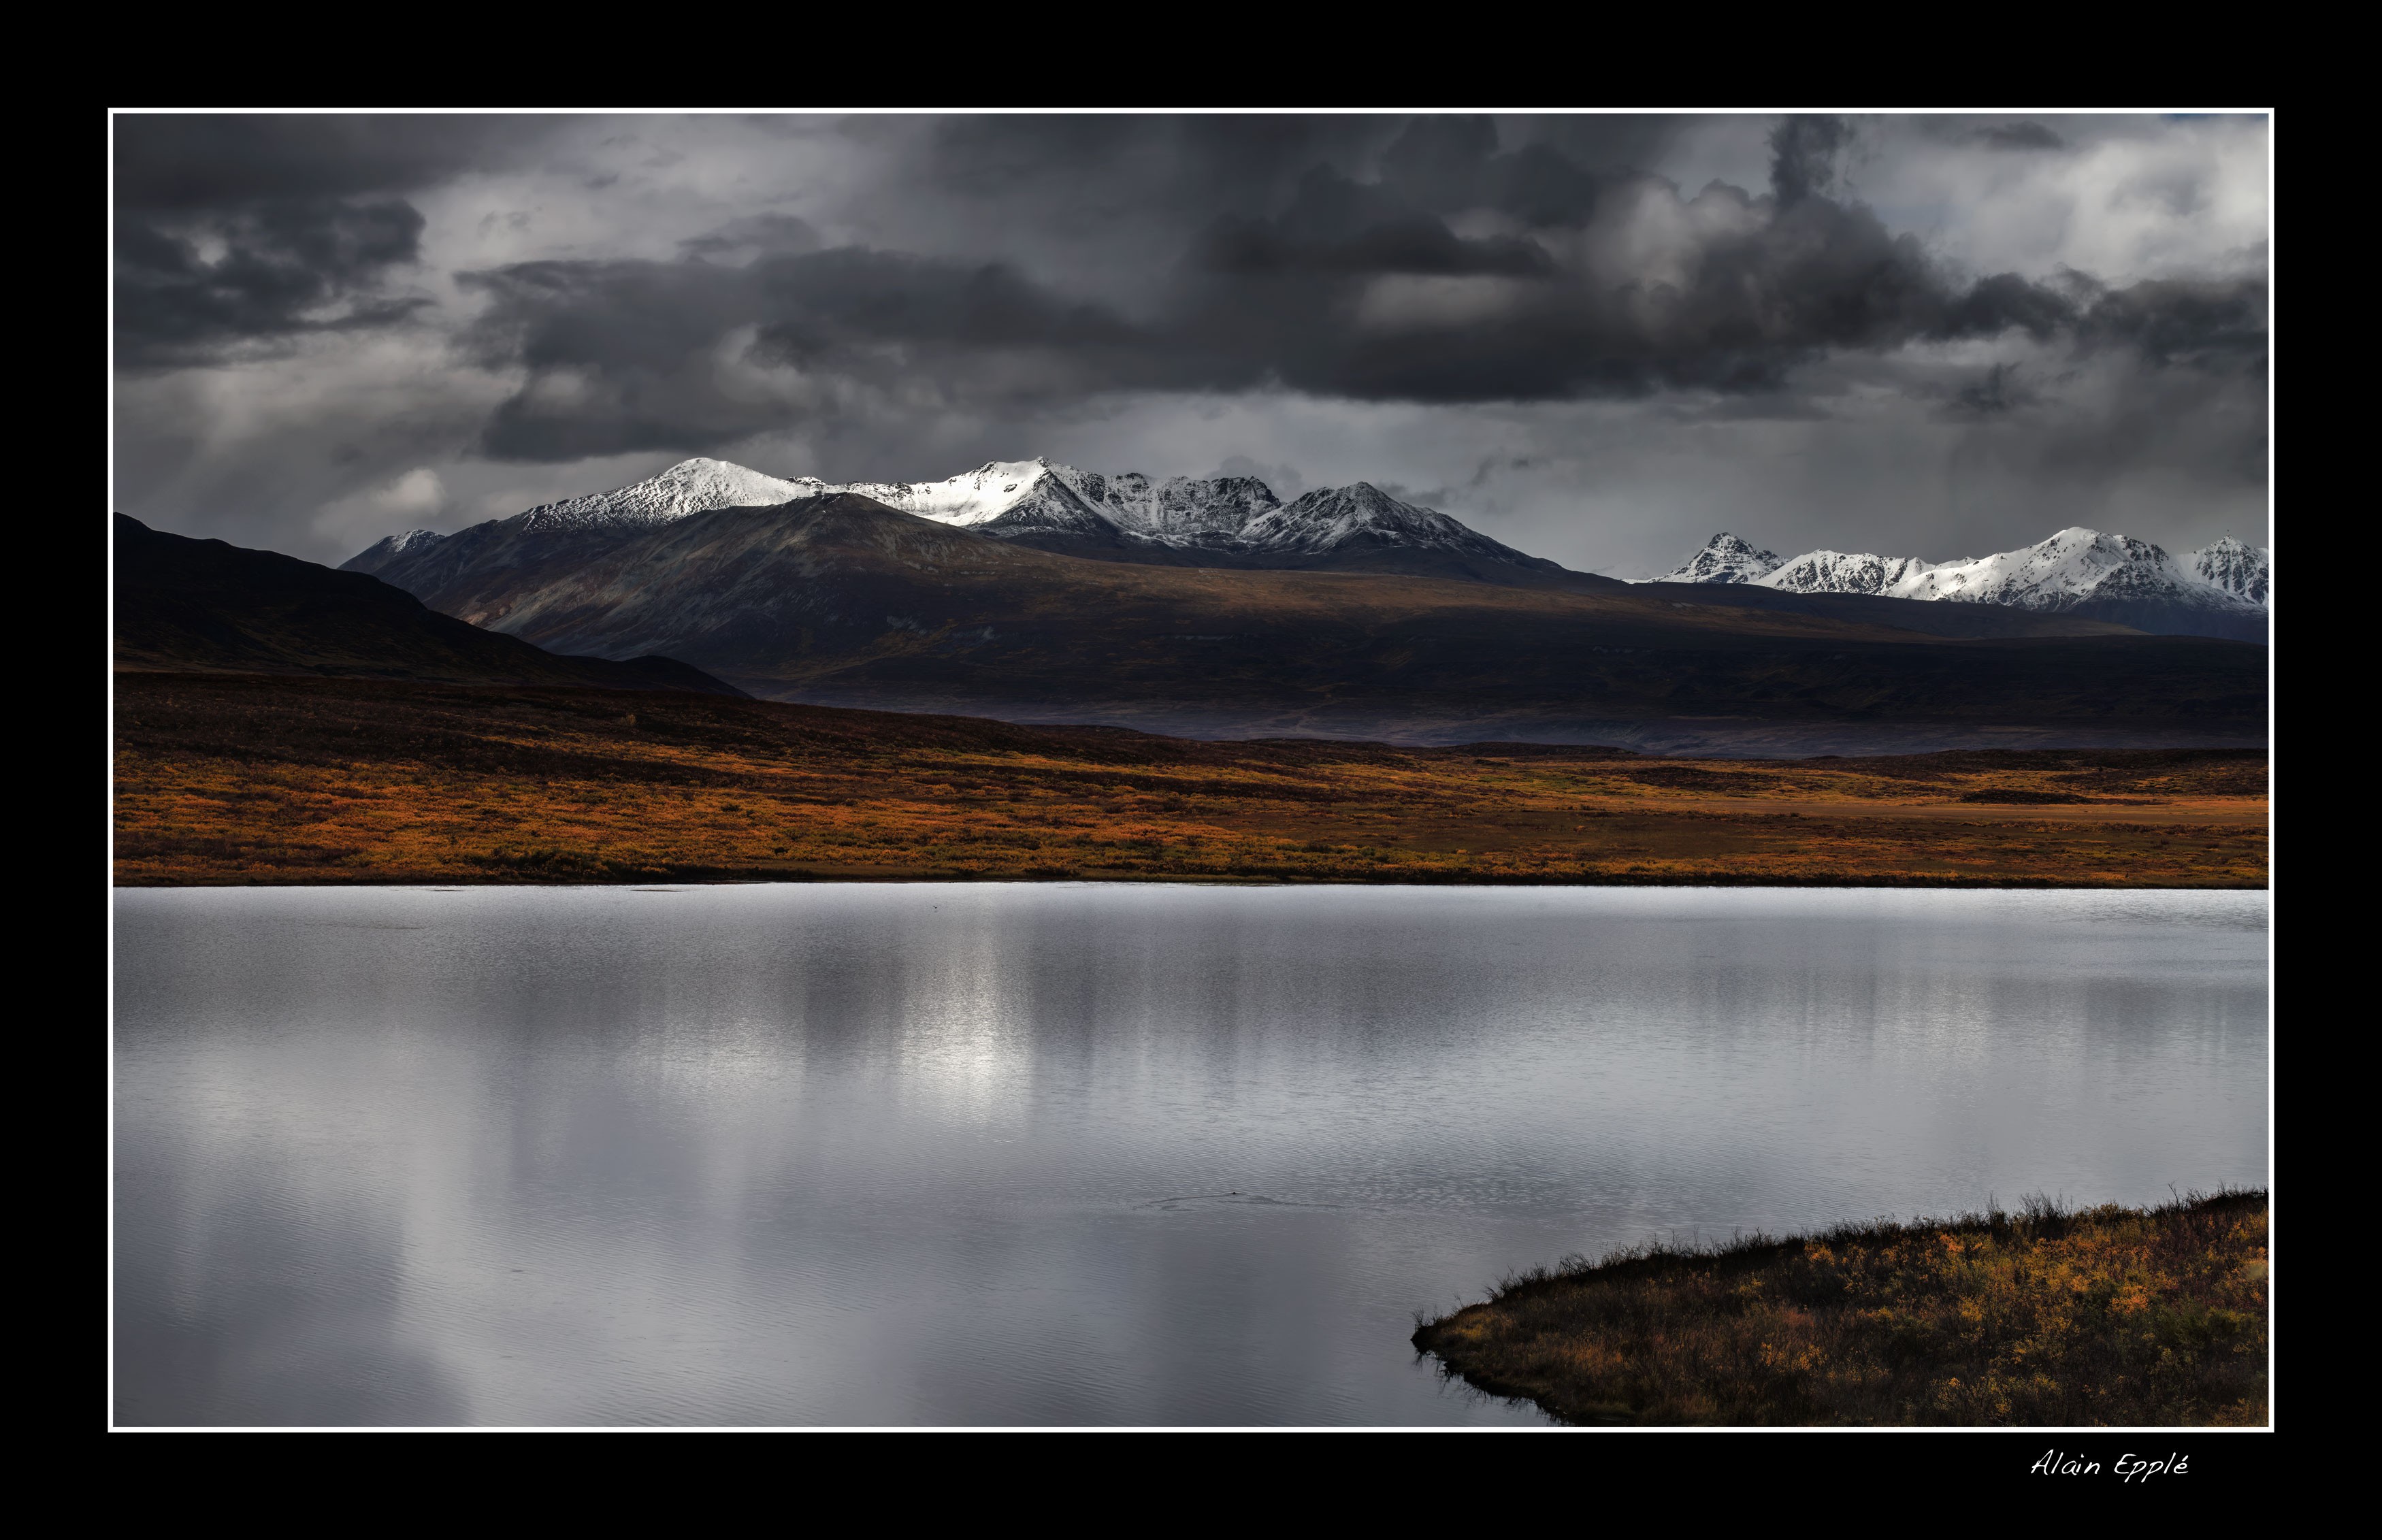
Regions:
[[112, 674, 2268, 889], [1412, 1190, 2269, 1426]]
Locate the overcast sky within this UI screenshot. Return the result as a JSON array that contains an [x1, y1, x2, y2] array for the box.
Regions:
[[113, 112, 2269, 576]]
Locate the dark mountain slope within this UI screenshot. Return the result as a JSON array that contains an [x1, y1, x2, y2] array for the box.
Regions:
[[113, 514, 743, 695], [1633, 581, 2148, 640]]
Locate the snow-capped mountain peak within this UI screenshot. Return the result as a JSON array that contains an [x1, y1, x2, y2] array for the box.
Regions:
[[2191, 536, 2272, 606], [1656, 533, 1784, 585], [515, 457, 809, 532], [1239, 482, 1481, 555], [1881, 527, 2176, 608], [1757, 549, 1938, 595], [812, 459, 1061, 526], [1644, 524, 2266, 639]]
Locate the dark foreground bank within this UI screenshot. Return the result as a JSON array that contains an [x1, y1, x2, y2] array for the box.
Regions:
[[1412, 1190, 2268, 1427]]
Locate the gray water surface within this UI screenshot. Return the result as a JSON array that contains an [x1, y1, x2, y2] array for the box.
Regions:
[[113, 883, 2269, 1426]]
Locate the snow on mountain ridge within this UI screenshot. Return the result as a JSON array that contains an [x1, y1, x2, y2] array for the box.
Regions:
[[809, 459, 1056, 525], [2191, 537, 2271, 606], [345, 527, 447, 574], [384, 455, 1529, 564], [515, 457, 808, 531], [1652, 525, 2268, 615], [339, 457, 2270, 628], [1786, 527, 2259, 612], [1656, 533, 1784, 585], [1757, 550, 1938, 595], [821, 458, 1314, 548], [1243, 482, 1489, 555], [1046, 466, 1284, 542], [339, 458, 811, 576], [344, 454, 1550, 578]]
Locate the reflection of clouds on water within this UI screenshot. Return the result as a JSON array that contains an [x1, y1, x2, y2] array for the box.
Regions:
[[114, 883, 2268, 1426], [115, 1134, 468, 1426], [880, 900, 1039, 1121]]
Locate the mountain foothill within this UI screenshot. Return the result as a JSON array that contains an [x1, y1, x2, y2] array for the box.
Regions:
[[114, 513, 743, 697]]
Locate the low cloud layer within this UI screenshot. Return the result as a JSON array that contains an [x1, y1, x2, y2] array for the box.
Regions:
[[112, 113, 2270, 574]]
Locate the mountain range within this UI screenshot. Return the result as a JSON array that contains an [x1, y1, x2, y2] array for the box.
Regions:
[[326, 463, 2263, 755], [355, 457, 2272, 640], [349, 457, 1594, 591], [1654, 529, 2269, 642]]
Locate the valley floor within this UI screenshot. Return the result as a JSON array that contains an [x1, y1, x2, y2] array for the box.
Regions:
[[112, 674, 2269, 889], [1412, 1191, 2269, 1427]]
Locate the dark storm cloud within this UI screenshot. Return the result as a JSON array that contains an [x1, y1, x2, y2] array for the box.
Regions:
[[463, 248, 1168, 460], [1936, 272, 2078, 340], [1948, 361, 2038, 416], [911, 112, 1682, 229], [1768, 113, 1853, 205], [115, 200, 431, 367], [1190, 169, 1556, 277], [1976, 121, 2068, 152], [917, 114, 1392, 225], [676, 213, 821, 261], [112, 112, 2270, 577], [1373, 116, 1615, 225], [2076, 276, 2270, 370], [115, 115, 554, 208], [457, 112, 2265, 457], [114, 116, 557, 367], [1165, 155, 2070, 402]]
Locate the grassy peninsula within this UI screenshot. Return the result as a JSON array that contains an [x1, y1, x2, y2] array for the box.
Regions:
[[1412, 1190, 2268, 1426]]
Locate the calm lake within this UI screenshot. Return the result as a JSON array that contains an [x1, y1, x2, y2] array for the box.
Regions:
[[113, 883, 2269, 1426]]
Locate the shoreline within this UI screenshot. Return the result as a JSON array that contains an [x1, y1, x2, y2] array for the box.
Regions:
[[1413, 1192, 2269, 1428], [113, 871, 2272, 891]]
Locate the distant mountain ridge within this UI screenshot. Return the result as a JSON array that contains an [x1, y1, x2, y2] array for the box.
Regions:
[[1653, 527, 2270, 642], [348, 456, 1589, 589], [832, 459, 1558, 570], [343, 457, 2267, 644], [314, 489, 2266, 756]]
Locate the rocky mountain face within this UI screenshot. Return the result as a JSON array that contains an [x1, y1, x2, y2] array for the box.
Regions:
[[2191, 536, 2270, 606], [1653, 528, 2270, 642], [1654, 533, 1784, 585]]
